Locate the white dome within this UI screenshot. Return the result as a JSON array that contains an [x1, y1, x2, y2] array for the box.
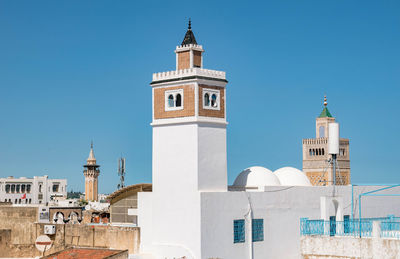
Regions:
[[274, 167, 312, 186], [233, 166, 281, 187]]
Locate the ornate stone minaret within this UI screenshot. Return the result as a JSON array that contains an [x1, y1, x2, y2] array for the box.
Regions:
[[302, 96, 351, 186], [83, 142, 100, 201]]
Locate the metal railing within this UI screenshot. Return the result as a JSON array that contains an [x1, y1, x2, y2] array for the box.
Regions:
[[381, 222, 400, 239], [301, 216, 400, 239]]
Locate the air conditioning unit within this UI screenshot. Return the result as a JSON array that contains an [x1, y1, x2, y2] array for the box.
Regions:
[[44, 225, 56, 235]]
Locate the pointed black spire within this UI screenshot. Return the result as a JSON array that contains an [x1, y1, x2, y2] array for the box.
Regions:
[[181, 18, 197, 46]]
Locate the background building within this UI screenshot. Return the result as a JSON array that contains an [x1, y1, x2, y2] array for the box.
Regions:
[[107, 183, 152, 225], [0, 205, 139, 257], [0, 175, 67, 205], [302, 96, 351, 186]]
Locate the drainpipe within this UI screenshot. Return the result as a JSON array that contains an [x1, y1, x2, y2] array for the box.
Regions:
[[92, 226, 95, 247], [351, 184, 354, 220], [245, 194, 253, 259], [359, 194, 362, 238]]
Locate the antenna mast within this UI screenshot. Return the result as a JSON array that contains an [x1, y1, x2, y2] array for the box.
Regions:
[[117, 157, 126, 189], [328, 123, 339, 186]]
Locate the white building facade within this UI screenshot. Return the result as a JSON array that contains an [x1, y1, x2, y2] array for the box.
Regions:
[[138, 22, 400, 259], [0, 175, 67, 205]]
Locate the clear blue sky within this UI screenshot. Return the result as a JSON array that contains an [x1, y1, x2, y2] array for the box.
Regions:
[[0, 1, 399, 194]]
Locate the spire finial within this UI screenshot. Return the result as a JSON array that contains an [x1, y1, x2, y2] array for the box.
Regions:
[[88, 141, 96, 162], [324, 95, 327, 107], [181, 19, 197, 46]]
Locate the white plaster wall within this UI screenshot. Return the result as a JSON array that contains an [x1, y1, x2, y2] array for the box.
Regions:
[[138, 192, 153, 252], [152, 124, 198, 193], [139, 183, 400, 258], [139, 190, 202, 259], [200, 189, 322, 259], [197, 123, 227, 192], [301, 236, 400, 259], [199, 186, 400, 259], [143, 123, 203, 258], [149, 190, 201, 259]]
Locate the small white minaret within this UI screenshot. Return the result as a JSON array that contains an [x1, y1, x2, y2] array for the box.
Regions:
[[83, 142, 100, 201]]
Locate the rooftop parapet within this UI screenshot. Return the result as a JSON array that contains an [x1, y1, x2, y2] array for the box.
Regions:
[[152, 67, 226, 83], [175, 44, 204, 52], [303, 138, 349, 145], [300, 216, 400, 239]]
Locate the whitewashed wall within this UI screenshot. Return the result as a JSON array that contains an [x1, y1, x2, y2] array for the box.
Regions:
[[301, 235, 400, 258], [199, 185, 400, 259]]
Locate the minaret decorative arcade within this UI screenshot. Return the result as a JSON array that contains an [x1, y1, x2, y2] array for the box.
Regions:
[[302, 96, 351, 186], [83, 143, 100, 201]]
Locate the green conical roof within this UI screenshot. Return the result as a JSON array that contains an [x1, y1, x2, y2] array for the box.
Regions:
[[319, 107, 333, 118], [318, 95, 333, 118]]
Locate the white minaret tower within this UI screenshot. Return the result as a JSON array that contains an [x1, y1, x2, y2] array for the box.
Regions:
[[140, 21, 228, 258], [151, 20, 228, 193]]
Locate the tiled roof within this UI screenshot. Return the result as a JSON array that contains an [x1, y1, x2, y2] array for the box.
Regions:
[[319, 107, 333, 118], [107, 183, 152, 204], [181, 19, 197, 46], [42, 247, 127, 259]]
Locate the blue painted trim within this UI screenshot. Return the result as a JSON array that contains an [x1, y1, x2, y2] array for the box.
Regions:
[[352, 183, 400, 186], [361, 184, 400, 196], [363, 194, 400, 196], [358, 184, 400, 237]]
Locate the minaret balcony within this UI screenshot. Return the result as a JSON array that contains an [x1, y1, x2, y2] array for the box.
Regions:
[[152, 67, 226, 84], [83, 169, 100, 175]]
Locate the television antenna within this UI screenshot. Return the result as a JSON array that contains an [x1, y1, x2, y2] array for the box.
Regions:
[[117, 157, 126, 189]]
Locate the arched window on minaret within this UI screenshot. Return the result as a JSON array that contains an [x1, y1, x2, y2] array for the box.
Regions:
[[319, 126, 325, 138], [176, 93, 182, 107], [168, 94, 174, 107], [204, 93, 210, 106], [211, 94, 217, 107]]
